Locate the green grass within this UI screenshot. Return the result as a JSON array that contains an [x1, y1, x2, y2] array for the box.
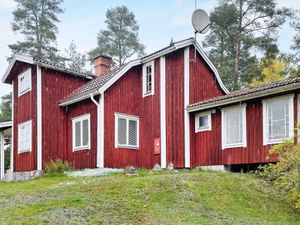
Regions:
[[0, 170, 299, 225]]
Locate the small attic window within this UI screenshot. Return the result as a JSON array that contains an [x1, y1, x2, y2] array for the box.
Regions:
[[142, 61, 154, 97], [18, 69, 32, 97]]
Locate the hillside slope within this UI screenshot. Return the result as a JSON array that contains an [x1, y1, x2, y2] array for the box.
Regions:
[[0, 171, 299, 225]]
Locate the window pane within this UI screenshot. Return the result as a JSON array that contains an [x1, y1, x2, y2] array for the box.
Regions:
[[225, 109, 243, 145], [75, 121, 81, 147], [128, 120, 137, 146], [268, 100, 289, 141], [199, 116, 208, 128], [82, 119, 89, 146], [118, 118, 127, 145]]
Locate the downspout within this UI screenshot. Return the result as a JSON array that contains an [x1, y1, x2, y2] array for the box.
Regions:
[[90, 92, 104, 168], [90, 93, 99, 107]]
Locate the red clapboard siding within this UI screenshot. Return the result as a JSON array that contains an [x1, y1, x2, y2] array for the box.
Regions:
[[191, 93, 300, 167], [104, 58, 161, 169], [165, 50, 185, 168], [189, 47, 225, 104], [13, 64, 37, 172], [188, 47, 226, 168], [66, 99, 98, 169], [41, 68, 87, 169]]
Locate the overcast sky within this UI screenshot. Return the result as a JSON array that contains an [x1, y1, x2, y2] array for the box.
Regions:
[[0, 0, 299, 97]]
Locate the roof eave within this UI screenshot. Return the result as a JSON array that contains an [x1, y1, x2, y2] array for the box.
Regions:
[[35, 61, 94, 79], [2, 55, 34, 83], [60, 38, 230, 106], [187, 83, 300, 112]]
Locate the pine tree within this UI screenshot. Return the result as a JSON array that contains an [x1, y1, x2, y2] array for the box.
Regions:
[[204, 0, 292, 90], [64, 40, 87, 70], [89, 6, 145, 68], [9, 0, 64, 62]]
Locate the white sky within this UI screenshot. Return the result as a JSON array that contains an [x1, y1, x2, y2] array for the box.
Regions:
[[0, 0, 299, 97]]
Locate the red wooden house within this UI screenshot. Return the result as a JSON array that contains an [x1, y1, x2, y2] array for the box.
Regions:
[[2, 37, 300, 174]]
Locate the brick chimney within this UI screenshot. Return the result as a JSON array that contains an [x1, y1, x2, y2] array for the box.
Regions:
[[93, 54, 112, 76]]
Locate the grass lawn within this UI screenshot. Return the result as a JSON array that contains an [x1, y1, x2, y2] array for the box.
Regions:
[[0, 170, 299, 225]]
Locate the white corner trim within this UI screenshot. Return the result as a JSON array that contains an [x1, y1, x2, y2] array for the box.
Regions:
[[184, 47, 190, 168], [262, 94, 294, 145], [195, 111, 212, 133], [221, 104, 247, 150], [0, 132, 4, 180], [11, 81, 14, 173], [98, 93, 105, 168], [160, 56, 167, 168], [37, 66, 42, 171]]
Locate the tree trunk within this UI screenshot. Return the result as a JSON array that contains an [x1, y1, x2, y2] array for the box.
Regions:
[[234, 0, 243, 87]]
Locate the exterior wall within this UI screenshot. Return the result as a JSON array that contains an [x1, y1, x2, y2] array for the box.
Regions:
[[191, 93, 299, 167], [41, 68, 87, 169], [13, 63, 37, 172], [165, 49, 185, 168], [66, 99, 98, 169], [104, 59, 161, 168]]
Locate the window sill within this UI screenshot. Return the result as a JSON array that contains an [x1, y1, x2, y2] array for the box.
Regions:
[[143, 92, 154, 98], [18, 149, 31, 154], [195, 127, 211, 133], [18, 89, 31, 97], [263, 138, 292, 146], [116, 145, 139, 150], [73, 147, 90, 152], [222, 143, 246, 150]]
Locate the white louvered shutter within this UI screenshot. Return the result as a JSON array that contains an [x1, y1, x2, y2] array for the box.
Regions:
[[118, 118, 127, 145], [128, 120, 137, 146], [82, 119, 89, 146], [75, 121, 81, 147]]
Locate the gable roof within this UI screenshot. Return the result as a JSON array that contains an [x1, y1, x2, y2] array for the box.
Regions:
[[187, 77, 300, 112], [2, 55, 94, 84], [59, 37, 229, 106]]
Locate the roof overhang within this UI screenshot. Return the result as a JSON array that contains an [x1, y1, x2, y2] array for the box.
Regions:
[[187, 82, 300, 112], [2, 55, 93, 84], [60, 38, 229, 107], [0, 121, 12, 131], [2, 55, 34, 83]]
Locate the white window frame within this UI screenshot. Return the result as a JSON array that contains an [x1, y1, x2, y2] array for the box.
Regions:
[[18, 68, 32, 97], [263, 94, 294, 145], [18, 120, 32, 154], [195, 111, 212, 132], [221, 104, 247, 149], [115, 113, 139, 149], [142, 61, 155, 97], [72, 114, 91, 151]]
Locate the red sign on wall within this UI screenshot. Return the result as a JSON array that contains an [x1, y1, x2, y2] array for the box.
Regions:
[[154, 138, 160, 155]]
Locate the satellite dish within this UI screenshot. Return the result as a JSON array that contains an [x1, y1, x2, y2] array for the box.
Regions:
[[192, 9, 210, 34]]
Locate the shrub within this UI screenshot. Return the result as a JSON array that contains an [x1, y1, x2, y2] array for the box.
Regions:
[[44, 159, 72, 175], [257, 139, 300, 210]]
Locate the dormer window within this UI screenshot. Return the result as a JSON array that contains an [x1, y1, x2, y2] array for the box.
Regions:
[[142, 61, 154, 97], [18, 69, 32, 97]]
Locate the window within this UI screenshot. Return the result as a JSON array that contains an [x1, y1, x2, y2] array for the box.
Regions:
[[18, 69, 32, 97], [142, 61, 154, 97], [18, 120, 32, 153], [195, 111, 211, 132], [221, 104, 247, 149], [115, 113, 139, 148], [72, 114, 90, 151], [263, 95, 294, 145]]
